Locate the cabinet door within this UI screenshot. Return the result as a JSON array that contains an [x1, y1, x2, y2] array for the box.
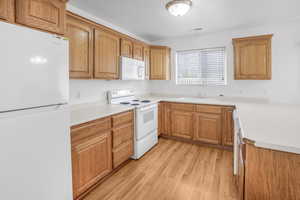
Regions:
[[171, 110, 194, 139], [150, 46, 170, 80], [72, 132, 112, 198], [66, 14, 94, 79], [94, 29, 120, 79], [150, 48, 164, 80], [133, 43, 144, 60], [233, 35, 272, 80], [15, 0, 66, 34], [120, 38, 133, 58], [237, 147, 245, 200], [144, 46, 150, 80], [113, 141, 133, 168], [194, 113, 222, 144], [158, 103, 162, 136], [0, 0, 14, 22], [222, 108, 234, 146]]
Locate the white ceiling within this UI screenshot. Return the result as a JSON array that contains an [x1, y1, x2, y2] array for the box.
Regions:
[[69, 0, 300, 42]]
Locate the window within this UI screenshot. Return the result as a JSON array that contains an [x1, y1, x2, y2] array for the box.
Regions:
[[176, 47, 226, 85]]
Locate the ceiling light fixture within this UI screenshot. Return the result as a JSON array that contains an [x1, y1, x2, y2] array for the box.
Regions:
[[166, 0, 192, 17]]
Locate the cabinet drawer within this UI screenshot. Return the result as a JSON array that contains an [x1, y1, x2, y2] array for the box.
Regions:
[[113, 141, 133, 168], [196, 105, 222, 114], [71, 117, 111, 144], [170, 103, 195, 112], [112, 111, 133, 127], [112, 123, 133, 148]]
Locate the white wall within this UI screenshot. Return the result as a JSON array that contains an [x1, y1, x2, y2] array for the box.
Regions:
[[70, 80, 150, 104], [150, 20, 300, 104]]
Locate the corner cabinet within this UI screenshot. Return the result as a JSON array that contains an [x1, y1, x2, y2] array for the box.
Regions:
[[0, 0, 14, 22], [66, 14, 94, 79], [150, 46, 171, 80], [233, 34, 273, 80], [94, 29, 120, 79], [15, 0, 66, 34]]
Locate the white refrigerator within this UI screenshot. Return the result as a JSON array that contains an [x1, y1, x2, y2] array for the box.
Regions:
[[0, 22, 73, 200]]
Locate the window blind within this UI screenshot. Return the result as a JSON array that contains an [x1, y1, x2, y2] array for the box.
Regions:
[[176, 47, 226, 85]]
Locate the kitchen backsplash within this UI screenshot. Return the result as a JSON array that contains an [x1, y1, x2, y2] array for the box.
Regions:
[[69, 80, 151, 105]]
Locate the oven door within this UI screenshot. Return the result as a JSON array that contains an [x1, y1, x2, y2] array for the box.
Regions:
[[136, 104, 158, 140]]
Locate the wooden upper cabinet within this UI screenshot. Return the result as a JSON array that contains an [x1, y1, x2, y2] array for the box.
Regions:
[[72, 131, 112, 198], [94, 29, 120, 79], [150, 46, 171, 80], [66, 14, 94, 79], [233, 34, 273, 80], [171, 110, 194, 139], [120, 38, 133, 58], [194, 113, 222, 145], [144, 46, 150, 80], [0, 0, 14, 22], [15, 0, 66, 34], [222, 107, 234, 146], [133, 43, 144, 60]]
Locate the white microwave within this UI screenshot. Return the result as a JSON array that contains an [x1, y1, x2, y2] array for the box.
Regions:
[[120, 56, 145, 80]]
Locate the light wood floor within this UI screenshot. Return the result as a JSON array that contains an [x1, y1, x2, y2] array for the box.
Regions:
[[84, 138, 238, 200]]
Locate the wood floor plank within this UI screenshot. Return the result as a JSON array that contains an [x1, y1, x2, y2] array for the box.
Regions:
[[83, 138, 238, 200]]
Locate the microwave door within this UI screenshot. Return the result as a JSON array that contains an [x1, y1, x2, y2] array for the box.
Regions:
[[122, 58, 138, 80]]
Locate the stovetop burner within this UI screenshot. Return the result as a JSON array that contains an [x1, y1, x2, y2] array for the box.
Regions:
[[131, 103, 140, 106], [141, 100, 151, 103], [132, 99, 140, 102], [120, 102, 130, 105]]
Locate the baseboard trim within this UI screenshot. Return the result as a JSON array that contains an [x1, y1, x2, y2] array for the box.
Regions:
[[160, 135, 233, 151]]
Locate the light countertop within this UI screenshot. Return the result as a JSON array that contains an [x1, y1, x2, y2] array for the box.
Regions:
[[70, 102, 134, 127], [70, 95, 300, 154], [144, 95, 300, 155]]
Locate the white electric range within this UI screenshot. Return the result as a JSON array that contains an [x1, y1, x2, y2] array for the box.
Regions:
[[107, 90, 158, 159]]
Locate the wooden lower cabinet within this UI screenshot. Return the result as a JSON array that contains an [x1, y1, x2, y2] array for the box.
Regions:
[[113, 141, 133, 168], [71, 111, 134, 199], [158, 103, 162, 136], [0, 0, 14, 22], [237, 142, 245, 200], [72, 131, 112, 199], [194, 113, 222, 145], [160, 102, 234, 148], [244, 144, 300, 200], [222, 107, 234, 146], [170, 110, 194, 139]]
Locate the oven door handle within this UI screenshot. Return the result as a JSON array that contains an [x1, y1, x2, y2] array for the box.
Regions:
[[139, 104, 157, 112]]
